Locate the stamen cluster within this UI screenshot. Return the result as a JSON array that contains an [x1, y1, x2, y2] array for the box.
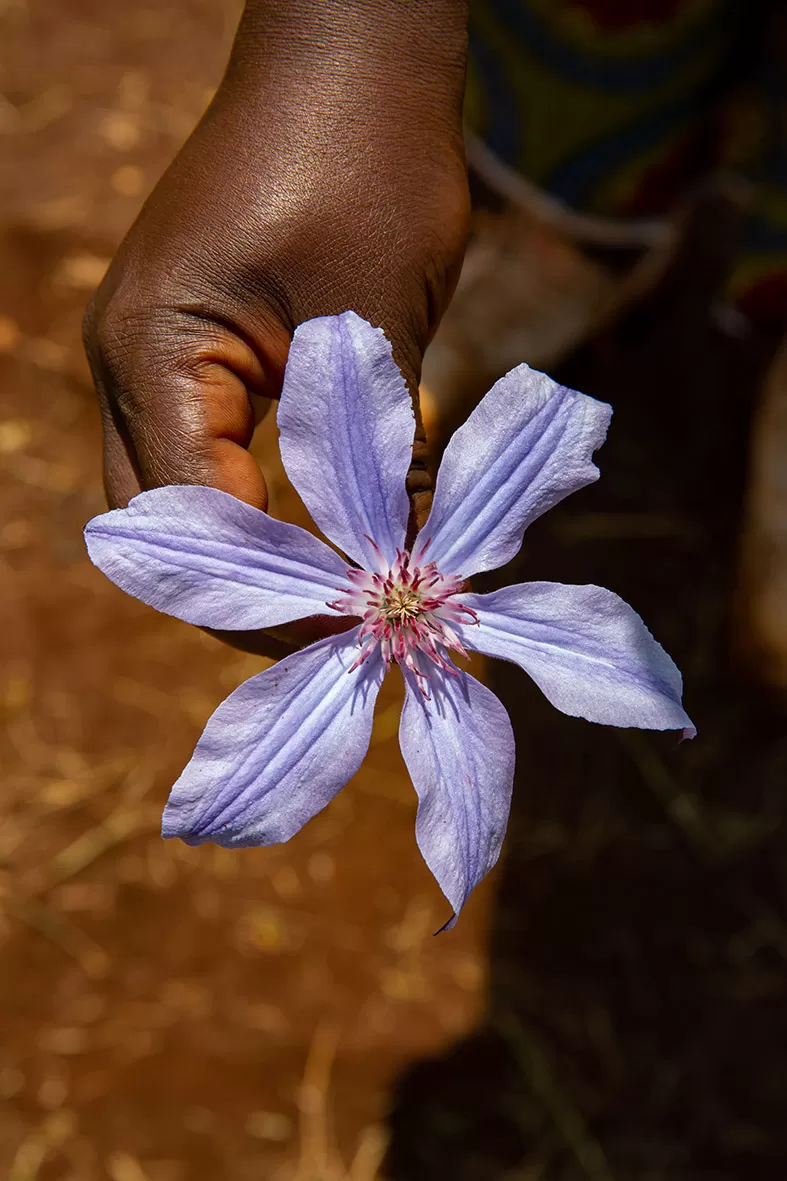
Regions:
[[328, 545, 478, 687]]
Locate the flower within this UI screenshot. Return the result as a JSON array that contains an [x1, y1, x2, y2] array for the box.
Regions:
[[85, 311, 694, 927]]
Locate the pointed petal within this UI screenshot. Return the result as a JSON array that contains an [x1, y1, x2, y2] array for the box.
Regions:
[[457, 583, 695, 735], [162, 628, 385, 846], [278, 312, 414, 569], [414, 365, 611, 577], [84, 485, 354, 630], [399, 668, 515, 928]]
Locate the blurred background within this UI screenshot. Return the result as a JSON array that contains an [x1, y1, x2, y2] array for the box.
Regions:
[[0, 2, 489, 1177], [2, 1, 787, 1179]]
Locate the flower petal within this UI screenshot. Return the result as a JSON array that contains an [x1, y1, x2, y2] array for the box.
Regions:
[[414, 364, 611, 577], [457, 583, 695, 735], [399, 668, 515, 928], [162, 628, 385, 846], [278, 312, 415, 569], [84, 485, 354, 630]]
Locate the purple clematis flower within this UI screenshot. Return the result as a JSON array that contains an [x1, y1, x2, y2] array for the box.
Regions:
[[85, 311, 694, 926]]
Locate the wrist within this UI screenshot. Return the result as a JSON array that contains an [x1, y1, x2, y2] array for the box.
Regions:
[[225, 0, 468, 137]]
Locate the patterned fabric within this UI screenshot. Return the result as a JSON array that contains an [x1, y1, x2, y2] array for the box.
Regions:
[[467, 0, 787, 329]]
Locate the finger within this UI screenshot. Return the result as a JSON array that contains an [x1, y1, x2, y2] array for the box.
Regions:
[[87, 312, 287, 657], [98, 388, 144, 509], [370, 324, 435, 541], [85, 313, 145, 508], [105, 311, 292, 511], [407, 405, 434, 537]]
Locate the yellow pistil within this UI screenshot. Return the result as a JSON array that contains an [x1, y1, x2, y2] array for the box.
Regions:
[[380, 585, 422, 623]]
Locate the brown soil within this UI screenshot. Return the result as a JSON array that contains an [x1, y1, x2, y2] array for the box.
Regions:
[[0, 3, 488, 1178]]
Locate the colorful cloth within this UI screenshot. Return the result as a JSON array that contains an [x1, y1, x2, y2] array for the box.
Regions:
[[467, 0, 787, 330]]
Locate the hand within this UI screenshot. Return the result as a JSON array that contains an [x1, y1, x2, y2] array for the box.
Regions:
[[83, 0, 470, 658]]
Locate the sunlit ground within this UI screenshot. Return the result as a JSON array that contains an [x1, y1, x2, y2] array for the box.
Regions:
[[0, 2, 490, 1177]]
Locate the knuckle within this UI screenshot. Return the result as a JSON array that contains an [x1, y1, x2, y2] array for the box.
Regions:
[[83, 295, 180, 410]]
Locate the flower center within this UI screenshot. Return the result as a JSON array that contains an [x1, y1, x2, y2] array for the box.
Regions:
[[380, 584, 423, 623], [327, 546, 478, 684]]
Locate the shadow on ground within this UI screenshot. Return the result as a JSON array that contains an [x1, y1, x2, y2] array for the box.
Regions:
[[386, 248, 787, 1181]]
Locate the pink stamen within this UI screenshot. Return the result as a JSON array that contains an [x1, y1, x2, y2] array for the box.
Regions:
[[330, 545, 476, 680]]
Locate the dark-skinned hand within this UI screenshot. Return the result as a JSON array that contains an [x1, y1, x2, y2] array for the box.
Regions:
[[83, 0, 470, 659]]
